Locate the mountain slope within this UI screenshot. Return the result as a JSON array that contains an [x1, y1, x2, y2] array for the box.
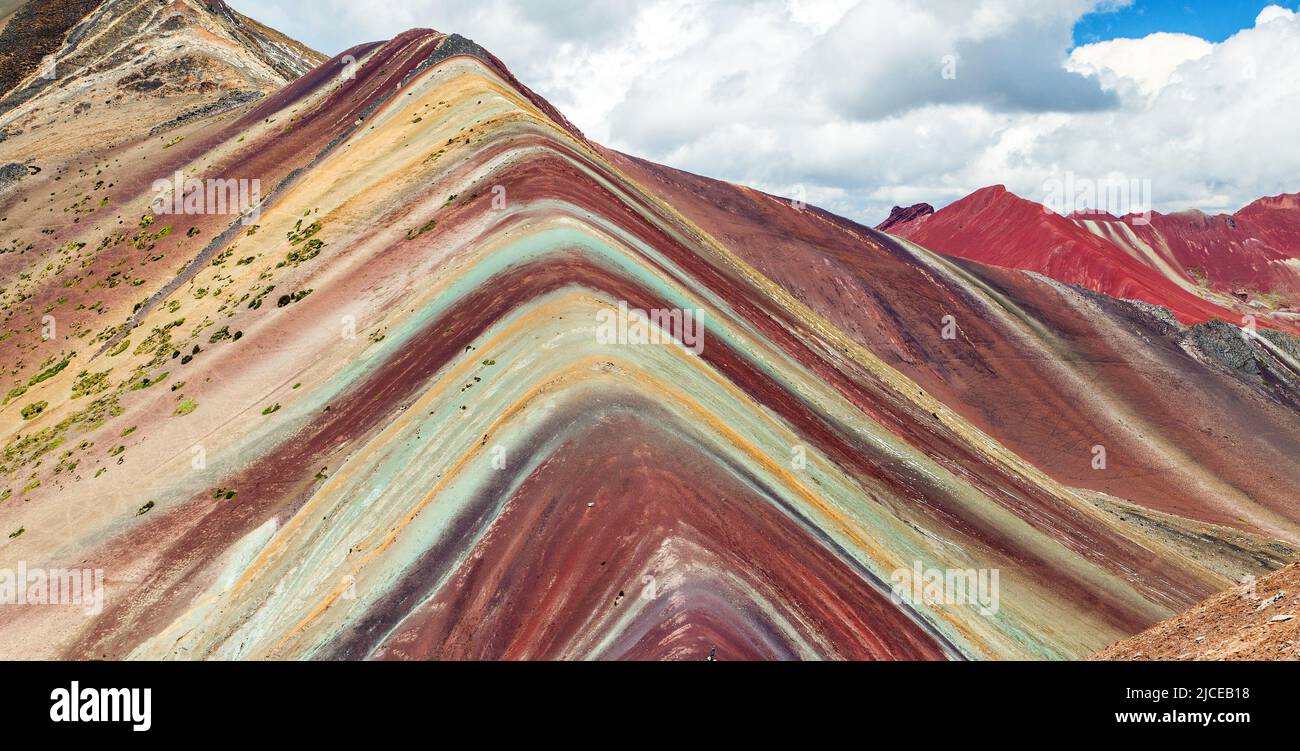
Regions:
[[0, 23, 1296, 661], [613, 158, 1300, 541], [1092, 562, 1300, 661]]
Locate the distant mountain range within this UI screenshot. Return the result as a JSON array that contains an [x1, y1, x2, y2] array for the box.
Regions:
[[879, 185, 1300, 332]]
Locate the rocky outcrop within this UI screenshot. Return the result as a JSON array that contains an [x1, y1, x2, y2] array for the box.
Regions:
[[0, 0, 103, 103], [875, 202, 933, 232], [0, 0, 325, 159]]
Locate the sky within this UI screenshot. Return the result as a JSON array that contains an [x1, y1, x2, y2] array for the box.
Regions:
[[227, 0, 1300, 224], [1074, 0, 1280, 43]]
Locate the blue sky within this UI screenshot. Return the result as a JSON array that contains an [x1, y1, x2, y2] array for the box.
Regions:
[[1075, 0, 1280, 44]]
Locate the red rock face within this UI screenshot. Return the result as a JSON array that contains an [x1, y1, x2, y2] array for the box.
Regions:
[[879, 185, 1300, 333], [1123, 195, 1300, 304]]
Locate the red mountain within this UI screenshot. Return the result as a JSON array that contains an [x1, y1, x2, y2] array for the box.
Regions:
[[1099, 194, 1300, 306], [880, 185, 1300, 333]]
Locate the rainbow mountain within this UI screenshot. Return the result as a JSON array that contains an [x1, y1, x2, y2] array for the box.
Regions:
[[0, 1, 1297, 660]]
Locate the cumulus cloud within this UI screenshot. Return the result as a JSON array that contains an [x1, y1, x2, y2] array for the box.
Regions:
[[808, 0, 1117, 120], [1066, 32, 1212, 97], [1256, 4, 1296, 25], [227, 0, 1300, 222], [1018, 5, 1300, 215]]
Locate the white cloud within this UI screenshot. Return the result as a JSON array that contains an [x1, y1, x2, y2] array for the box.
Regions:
[[1256, 4, 1296, 25], [1066, 33, 1212, 97], [227, 0, 1300, 223]]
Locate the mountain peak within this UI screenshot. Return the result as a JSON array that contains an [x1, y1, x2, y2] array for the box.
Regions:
[[961, 183, 1036, 210], [875, 202, 933, 232], [882, 180, 1300, 330], [0, 0, 324, 158], [1240, 191, 1300, 215]]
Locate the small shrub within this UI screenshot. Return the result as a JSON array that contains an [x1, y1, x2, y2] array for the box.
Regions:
[[406, 219, 436, 240], [20, 401, 48, 420], [29, 357, 72, 386]]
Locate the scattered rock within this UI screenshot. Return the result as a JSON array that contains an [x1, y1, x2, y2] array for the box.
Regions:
[[0, 162, 28, 192], [1186, 318, 1261, 376], [147, 90, 263, 136], [1126, 300, 1182, 329], [1093, 563, 1300, 660], [1256, 592, 1285, 610]]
